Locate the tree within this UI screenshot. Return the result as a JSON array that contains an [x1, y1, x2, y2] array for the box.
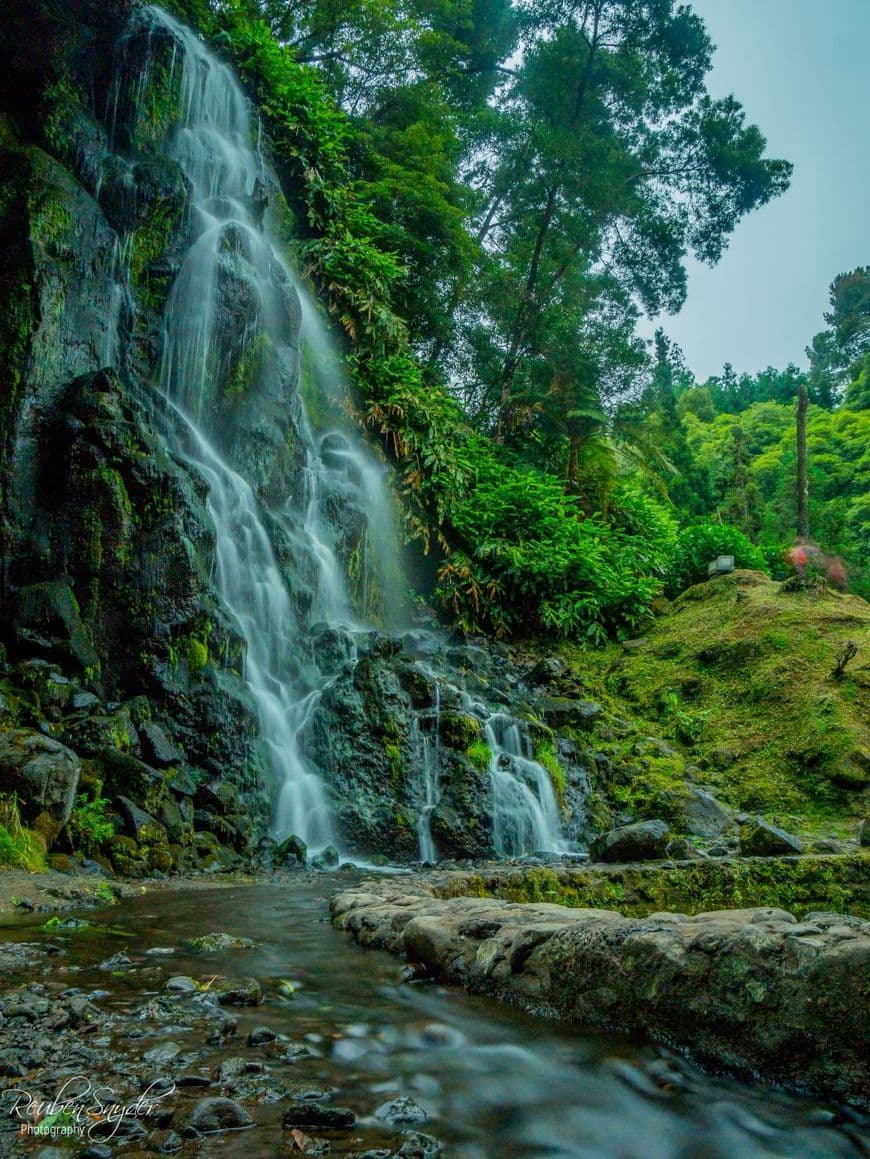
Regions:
[[453, 1, 791, 438], [796, 383, 809, 542], [807, 267, 870, 405]]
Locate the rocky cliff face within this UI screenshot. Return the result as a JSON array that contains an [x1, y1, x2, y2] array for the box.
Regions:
[[0, 0, 278, 869]]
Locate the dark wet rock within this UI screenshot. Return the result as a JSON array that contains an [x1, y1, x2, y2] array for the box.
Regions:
[[72, 690, 101, 711], [281, 1042, 317, 1062], [590, 820, 670, 863], [189, 932, 257, 952], [276, 833, 307, 866], [282, 1103, 356, 1129], [373, 1096, 427, 1126], [140, 721, 185, 767], [247, 1025, 277, 1046], [167, 975, 198, 993], [144, 1041, 182, 1064], [116, 796, 165, 842], [0, 729, 80, 837], [97, 950, 132, 968], [539, 698, 601, 729], [81, 1145, 113, 1159], [333, 880, 870, 1104], [0, 1050, 27, 1077], [311, 844, 340, 870], [218, 1055, 251, 1081], [680, 788, 732, 839], [740, 818, 803, 857], [395, 1132, 443, 1157], [167, 769, 199, 798], [216, 977, 264, 1006], [184, 1096, 254, 1136]]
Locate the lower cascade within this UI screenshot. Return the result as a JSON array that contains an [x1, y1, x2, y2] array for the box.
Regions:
[[99, 5, 572, 861]]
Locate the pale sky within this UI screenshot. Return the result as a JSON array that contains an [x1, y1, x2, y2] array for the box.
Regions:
[[652, 0, 870, 381]]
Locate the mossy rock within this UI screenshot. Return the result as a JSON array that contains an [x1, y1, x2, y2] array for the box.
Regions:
[[439, 712, 482, 750]]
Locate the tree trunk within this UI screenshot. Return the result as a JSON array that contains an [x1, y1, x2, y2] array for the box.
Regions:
[[796, 382, 809, 541]]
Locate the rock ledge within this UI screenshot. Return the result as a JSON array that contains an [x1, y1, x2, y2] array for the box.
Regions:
[[331, 878, 869, 1105]]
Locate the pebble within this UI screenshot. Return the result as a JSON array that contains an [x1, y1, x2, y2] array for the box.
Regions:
[[167, 975, 199, 992], [247, 1025, 277, 1046], [184, 1096, 254, 1136], [374, 1096, 428, 1125], [282, 1103, 356, 1129]]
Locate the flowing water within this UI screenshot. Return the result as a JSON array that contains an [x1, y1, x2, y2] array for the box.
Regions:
[[107, 6, 571, 861], [1, 879, 865, 1158]]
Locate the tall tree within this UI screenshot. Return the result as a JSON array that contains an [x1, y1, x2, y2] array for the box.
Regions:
[[807, 267, 870, 405], [461, 0, 791, 435], [796, 383, 809, 542]]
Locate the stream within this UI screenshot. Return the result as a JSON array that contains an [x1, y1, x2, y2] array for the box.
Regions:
[[1, 875, 866, 1158]]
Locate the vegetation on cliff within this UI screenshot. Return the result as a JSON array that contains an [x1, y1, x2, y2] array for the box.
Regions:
[[162, 0, 810, 642]]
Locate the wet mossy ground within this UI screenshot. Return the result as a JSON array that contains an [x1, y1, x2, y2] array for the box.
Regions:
[[432, 854, 870, 919], [560, 571, 870, 838]]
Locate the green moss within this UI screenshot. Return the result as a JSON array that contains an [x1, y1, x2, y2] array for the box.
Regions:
[[535, 740, 566, 811], [68, 794, 116, 857], [456, 854, 869, 919], [31, 193, 73, 259], [135, 55, 182, 151], [613, 756, 690, 828], [565, 573, 870, 835], [466, 739, 492, 773], [130, 199, 176, 286], [184, 636, 209, 673], [385, 742, 402, 785], [225, 331, 271, 398], [0, 796, 47, 872], [441, 712, 482, 750]]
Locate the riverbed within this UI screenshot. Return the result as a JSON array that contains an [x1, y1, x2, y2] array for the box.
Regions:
[[0, 875, 866, 1157]]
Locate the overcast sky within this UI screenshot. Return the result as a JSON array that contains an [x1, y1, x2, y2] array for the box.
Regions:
[[649, 0, 870, 381]]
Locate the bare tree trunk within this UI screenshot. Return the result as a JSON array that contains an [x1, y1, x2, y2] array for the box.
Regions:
[[796, 382, 809, 541]]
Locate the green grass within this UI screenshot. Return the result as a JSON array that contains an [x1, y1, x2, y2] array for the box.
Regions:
[[0, 795, 47, 872], [564, 571, 870, 834]]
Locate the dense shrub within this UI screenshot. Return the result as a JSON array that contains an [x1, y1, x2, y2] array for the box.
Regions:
[[165, 1, 679, 641], [665, 521, 767, 596]]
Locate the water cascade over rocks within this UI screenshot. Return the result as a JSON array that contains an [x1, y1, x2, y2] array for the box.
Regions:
[[102, 6, 574, 861]]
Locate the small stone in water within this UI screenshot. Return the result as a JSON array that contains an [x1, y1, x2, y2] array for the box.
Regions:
[[144, 1041, 182, 1065], [282, 1104, 356, 1129], [184, 1097, 254, 1136], [247, 1025, 277, 1046], [167, 975, 198, 992], [374, 1096, 427, 1126]]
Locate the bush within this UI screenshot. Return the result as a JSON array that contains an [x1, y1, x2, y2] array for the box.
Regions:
[[0, 795, 47, 872], [665, 521, 767, 596], [68, 794, 115, 856]]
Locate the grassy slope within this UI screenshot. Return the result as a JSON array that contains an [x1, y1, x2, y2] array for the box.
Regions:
[[569, 571, 870, 837]]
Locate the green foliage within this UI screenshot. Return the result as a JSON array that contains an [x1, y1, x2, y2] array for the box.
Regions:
[[437, 464, 676, 640], [665, 521, 766, 596], [68, 793, 115, 856], [470, 856, 868, 919], [534, 740, 565, 811], [466, 739, 492, 773], [167, 0, 782, 645], [0, 795, 47, 872]]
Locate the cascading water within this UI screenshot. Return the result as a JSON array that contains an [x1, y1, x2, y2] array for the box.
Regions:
[[109, 7, 404, 851], [107, 6, 570, 861], [416, 682, 442, 862]]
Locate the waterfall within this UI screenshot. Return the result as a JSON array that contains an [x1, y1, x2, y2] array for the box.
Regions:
[[110, 7, 403, 852], [107, 6, 569, 861], [416, 682, 441, 862]]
